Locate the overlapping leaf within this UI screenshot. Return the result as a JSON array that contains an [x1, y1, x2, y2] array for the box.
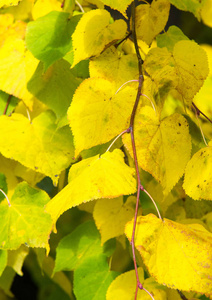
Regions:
[[0, 182, 52, 250], [46, 149, 136, 225], [201, 0, 212, 27], [107, 269, 166, 300], [183, 145, 212, 200], [169, 0, 206, 20], [123, 106, 191, 194], [134, 0, 170, 45], [0, 19, 38, 109], [27, 60, 80, 118], [0, 0, 20, 8], [93, 196, 138, 244], [0, 111, 75, 183], [144, 40, 209, 106], [32, 0, 62, 20], [26, 12, 81, 71], [125, 214, 212, 295], [68, 77, 136, 155], [99, 0, 133, 16], [156, 26, 189, 51], [72, 9, 127, 67], [89, 46, 138, 88]]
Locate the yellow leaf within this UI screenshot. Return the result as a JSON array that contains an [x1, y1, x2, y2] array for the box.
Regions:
[[89, 46, 138, 88], [32, 0, 62, 20], [0, 21, 38, 109], [125, 214, 212, 295], [93, 196, 138, 244], [99, 0, 133, 17], [134, 0, 170, 45], [144, 41, 209, 106], [8, 245, 29, 276], [107, 268, 166, 300], [72, 9, 127, 67], [68, 77, 136, 156], [46, 149, 136, 226], [1, 0, 34, 21], [183, 146, 212, 200], [201, 0, 212, 27], [0, 0, 21, 8], [122, 106, 192, 195], [0, 111, 75, 184]]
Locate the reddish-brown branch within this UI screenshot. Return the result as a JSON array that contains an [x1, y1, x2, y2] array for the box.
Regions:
[[3, 95, 12, 115], [192, 102, 212, 124]]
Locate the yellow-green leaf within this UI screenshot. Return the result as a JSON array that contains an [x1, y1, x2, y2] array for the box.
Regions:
[[99, 0, 133, 16], [122, 106, 192, 195], [169, 0, 206, 20], [89, 46, 138, 88], [144, 41, 209, 106], [0, 111, 75, 184], [93, 196, 138, 244], [125, 214, 212, 295], [68, 77, 136, 156], [107, 268, 166, 300], [0, 182, 52, 251], [183, 145, 212, 200], [134, 0, 170, 45], [46, 149, 136, 226], [0, 0, 21, 8], [72, 9, 127, 67]]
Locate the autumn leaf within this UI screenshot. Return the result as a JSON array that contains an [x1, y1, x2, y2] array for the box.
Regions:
[[169, 0, 206, 20], [134, 0, 170, 45], [0, 182, 52, 251], [72, 9, 127, 67], [0, 111, 75, 184], [123, 106, 192, 195], [46, 149, 136, 226], [68, 77, 136, 156], [99, 0, 133, 16], [125, 214, 212, 295], [183, 144, 212, 200]]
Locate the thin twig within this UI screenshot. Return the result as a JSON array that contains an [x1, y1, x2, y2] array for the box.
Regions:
[[177, 289, 188, 300], [194, 108, 208, 146], [76, 0, 84, 13], [3, 95, 12, 115], [115, 31, 132, 48], [0, 189, 11, 206], [192, 102, 212, 124], [143, 188, 162, 220], [106, 129, 130, 152], [115, 79, 138, 94]]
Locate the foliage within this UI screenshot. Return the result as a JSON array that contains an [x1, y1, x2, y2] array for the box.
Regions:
[[0, 0, 212, 299]]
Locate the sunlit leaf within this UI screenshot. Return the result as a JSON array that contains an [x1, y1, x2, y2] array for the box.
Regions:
[[89, 46, 138, 88], [123, 106, 191, 195], [99, 0, 133, 16], [144, 40, 209, 105], [0, 0, 21, 8], [32, 0, 62, 20], [183, 145, 212, 200], [0, 182, 52, 250], [93, 196, 138, 244], [68, 77, 136, 155], [72, 9, 127, 67], [134, 0, 170, 45], [46, 149, 136, 225], [125, 214, 212, 295], [0, 111, 75, 183], [107, 269, 166, 300], [201, 0, 212, 27]]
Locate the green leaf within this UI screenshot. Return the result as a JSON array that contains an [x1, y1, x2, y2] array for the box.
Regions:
[[26, 12, 82, 71], [0, 182, 52, 250], [0, 250, 7, 277], [156, 25, 189, 51], [0, 111, 75, 183], [74, 254, 118, 300], [54, 221, 102, 273], [0, 91, 18, 116], [27, 60, 80, 119], [169, 0, 207, 20], [46, 149, 136, 225]]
